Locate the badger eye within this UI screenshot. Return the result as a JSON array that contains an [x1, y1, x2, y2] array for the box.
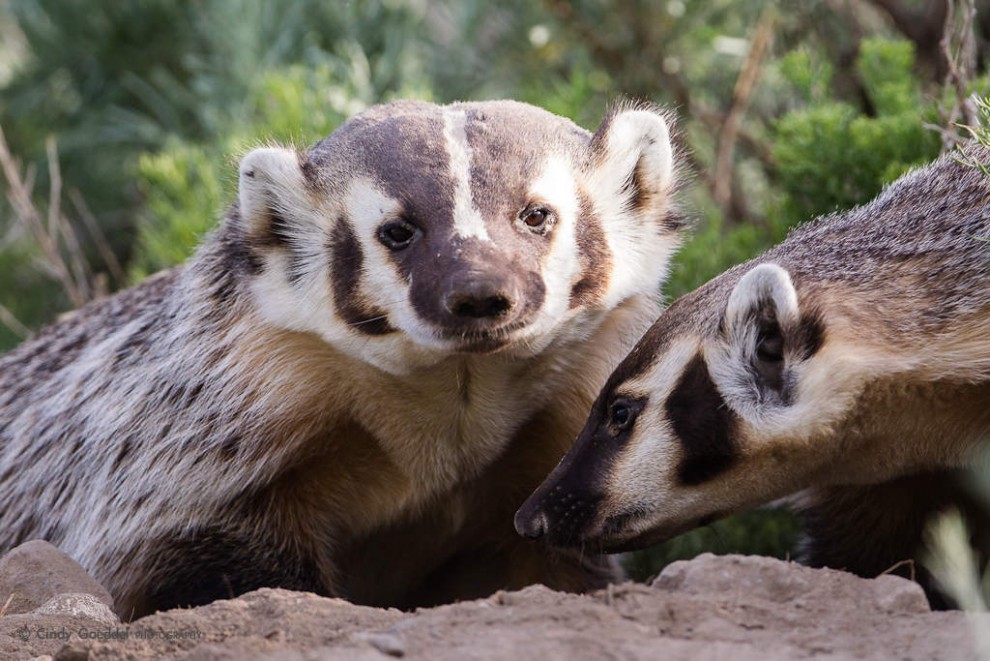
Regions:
[[609, 400, 632, 429], [520, 206, 553, 233], [378, 218, 420, 250]]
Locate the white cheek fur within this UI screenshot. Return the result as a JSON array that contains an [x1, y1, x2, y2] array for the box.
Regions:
[[606, 337, 699, 515]]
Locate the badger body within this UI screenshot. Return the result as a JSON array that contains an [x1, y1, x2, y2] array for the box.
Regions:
[[0, 100, 682, 618], [516, 147, 990, 605]]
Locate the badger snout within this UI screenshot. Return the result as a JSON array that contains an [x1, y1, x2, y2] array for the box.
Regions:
[[405, 237, 546, 351], [513, 506, 548, 540], [443, 275, 517, 322], [515, 483, 604, 547]]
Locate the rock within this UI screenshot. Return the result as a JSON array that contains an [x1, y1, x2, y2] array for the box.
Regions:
[[871, 574, 930, 614], [355, 631, 405, 657], [52, 643, 91, 661], [0, 541, 113, 616], [653, 553, 931, 615], [33, 594, 119, 625], [3, 556, 982, 661], [654, 553, 813, 602]]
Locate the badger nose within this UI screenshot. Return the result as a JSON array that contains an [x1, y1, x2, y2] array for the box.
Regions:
[[514, 507, 548, 540], [445, 282, 515, 319]]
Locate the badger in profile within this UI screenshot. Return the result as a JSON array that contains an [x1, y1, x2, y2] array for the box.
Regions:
[[516, 146, 990, 606], [0, 100, 683, 618]]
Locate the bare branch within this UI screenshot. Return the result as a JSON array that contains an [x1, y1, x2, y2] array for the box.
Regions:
[[0, 125, 84, 306], [867, 0, 948, 64], [868, 0, 944, 45], [0, 301, 29, 339], [935, 0, 979, 152], [45, 136, 61, 242], [70, 188, 125, 287], [549, 2, 775, 223], [713, 9, 776, 214], [46, 137, 93, 301], [0, 125, 102, 308]]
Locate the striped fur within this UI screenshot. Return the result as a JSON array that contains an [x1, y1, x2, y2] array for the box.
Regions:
[[0, 99, 683, 618]]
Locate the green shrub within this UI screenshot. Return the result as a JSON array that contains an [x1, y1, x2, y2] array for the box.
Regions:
[[772, 38, 940, 223]]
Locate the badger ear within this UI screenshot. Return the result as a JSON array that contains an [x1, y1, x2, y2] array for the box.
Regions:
[[238, 146, 307, 246], [585, 104, 676, 224], [722, 263, 801, 399]]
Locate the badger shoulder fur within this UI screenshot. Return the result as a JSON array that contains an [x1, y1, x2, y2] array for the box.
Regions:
[[517, 145, 990, 607], [0, 99, 684, 618]]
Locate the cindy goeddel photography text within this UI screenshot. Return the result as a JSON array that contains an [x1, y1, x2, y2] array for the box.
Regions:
[[14, 624, 202, 642]]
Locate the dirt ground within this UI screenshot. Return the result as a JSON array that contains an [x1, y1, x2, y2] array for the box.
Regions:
[[2, 549, 988, 661]]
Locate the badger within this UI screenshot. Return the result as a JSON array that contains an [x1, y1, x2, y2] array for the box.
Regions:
[[0, 100, 683, 619], [515, 146, 990, 606]]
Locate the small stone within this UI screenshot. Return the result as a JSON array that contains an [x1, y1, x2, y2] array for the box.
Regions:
[[871, 575, 930, 614], [356, 631, 405, 657], [653, 553, 811, 602], [0, 541, 113, 616], [53, 643, 90, 661], [33, 594, 119, 624]]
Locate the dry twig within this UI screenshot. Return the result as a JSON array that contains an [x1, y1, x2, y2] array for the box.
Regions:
[[46, 137, 95, 301], [0, 592, 16, 618], [0, 125, 104, 308], [0, 301, 29, 339], [542, 0, 773, 225], [70, 188, 125, 287], [713, 9, 776, 216], [931, 0, 979, 152]]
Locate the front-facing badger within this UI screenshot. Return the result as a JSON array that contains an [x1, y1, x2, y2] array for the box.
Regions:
[[516, 146, 990, 608], [0, 100, 683, 618]]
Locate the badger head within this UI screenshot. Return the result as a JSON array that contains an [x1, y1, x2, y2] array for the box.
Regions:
[[514, 262, 871, 551], [231, 100, 681, 373]]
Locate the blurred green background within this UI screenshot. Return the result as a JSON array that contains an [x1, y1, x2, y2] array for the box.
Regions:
[[0, 0, 986, 581]]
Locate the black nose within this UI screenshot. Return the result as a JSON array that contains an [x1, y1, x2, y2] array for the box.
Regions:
[[446, 285, 514, 319], [514, 507, 548, 540]]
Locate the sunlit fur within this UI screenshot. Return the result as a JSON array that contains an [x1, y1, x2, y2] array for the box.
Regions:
[[0, 99, 683, 618]]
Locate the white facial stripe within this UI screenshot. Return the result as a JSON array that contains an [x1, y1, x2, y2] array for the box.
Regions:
[[528, 156, 581, 334], [442, 109, 491, 242], [345, 177, 411, 316], [628, 336, 701, 400], [609, 336, 700, 512], [346, 177, 403, 237]]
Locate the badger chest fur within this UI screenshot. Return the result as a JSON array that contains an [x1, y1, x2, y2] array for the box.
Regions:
[[0, 100, 682, 618]]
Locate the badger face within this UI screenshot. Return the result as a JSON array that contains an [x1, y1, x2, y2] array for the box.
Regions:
[[516, 263, 848, 551], [231, 100, 681, 373]]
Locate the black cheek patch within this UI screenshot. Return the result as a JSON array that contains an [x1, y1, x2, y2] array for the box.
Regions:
[[521, 268, 547, 318], [569, 191, 612, 309], [329, 219, 396, 336], [666, 355, 740, 486]]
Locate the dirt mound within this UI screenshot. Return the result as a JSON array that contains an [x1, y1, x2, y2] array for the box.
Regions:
[[2, 548, 988, 660]]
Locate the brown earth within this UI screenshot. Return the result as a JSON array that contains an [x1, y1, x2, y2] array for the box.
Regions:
[[1, 545, 988, 660]]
